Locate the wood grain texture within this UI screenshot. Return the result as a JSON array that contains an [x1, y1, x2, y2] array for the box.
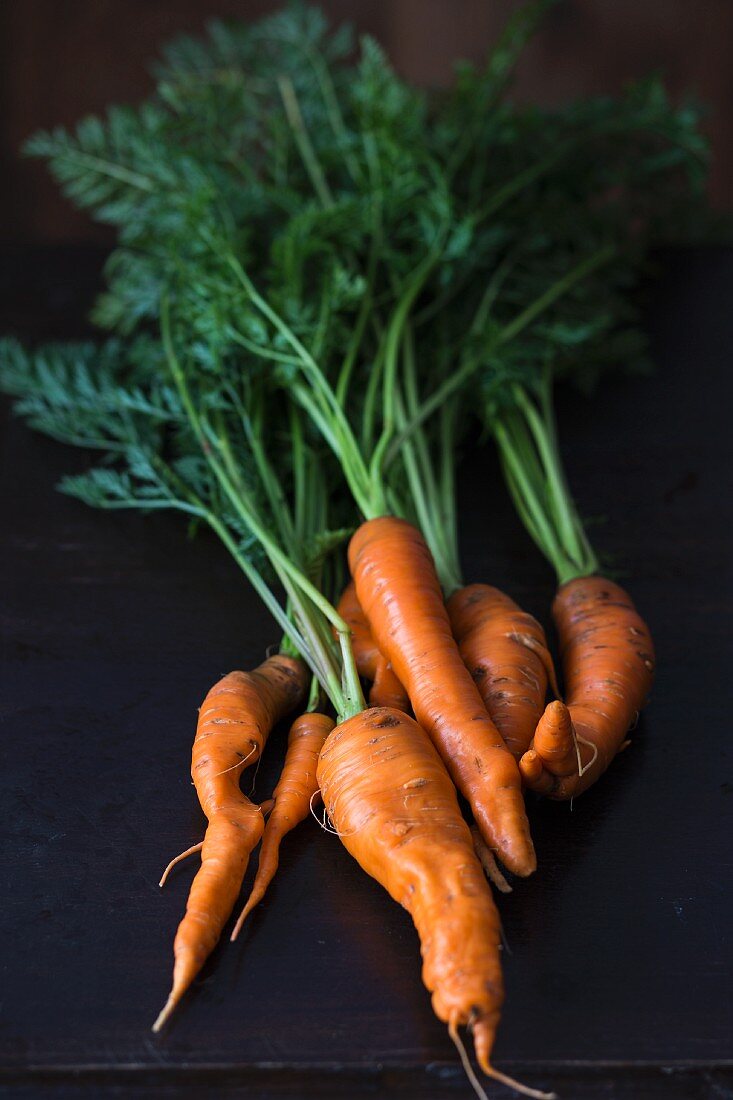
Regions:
[[0, 245, 732, 1097], [0, 0, 731, 245]]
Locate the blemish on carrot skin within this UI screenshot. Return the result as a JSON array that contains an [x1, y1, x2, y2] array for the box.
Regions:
[[374, 714, 401, 728]]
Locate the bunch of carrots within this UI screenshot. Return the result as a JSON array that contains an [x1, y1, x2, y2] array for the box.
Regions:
[[0, 3, 710, 1096]]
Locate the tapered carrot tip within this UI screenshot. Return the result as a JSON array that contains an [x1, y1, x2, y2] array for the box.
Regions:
[[473, 1024, 556, 1099], [230, 888, 263, 941], [471, 826, 512, 894], [519, 749, 557, 797], [152, 971, 190, 1032], [519, 748, 543, 783], [152, 992, 177, 1033], [471, 1017, 496, 1076], [152, 954, 200, 1031], [534, 700, 574, 761], [159, 841, 203, 889]]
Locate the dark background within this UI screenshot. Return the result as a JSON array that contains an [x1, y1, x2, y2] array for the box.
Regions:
[[1, 0, 733, 246]]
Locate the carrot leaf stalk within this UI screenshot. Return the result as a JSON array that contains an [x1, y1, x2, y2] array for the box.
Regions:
[[487, 374, 656, 798]]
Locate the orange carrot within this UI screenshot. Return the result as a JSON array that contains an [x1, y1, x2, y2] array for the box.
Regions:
[[349, 517, 535, 877], [318, 706, 552, 1100], [337, 581, 410, 711], [520, 576, 655, 798], [471, 825, 512, 895], [448, 584, 558, 760], [153, 654, 307, 1030], [230, 711, 334, 939]]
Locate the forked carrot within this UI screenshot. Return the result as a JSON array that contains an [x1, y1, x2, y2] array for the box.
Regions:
[[317, 706, 553, 1100], [448, 584, 558, 759], [337, 581, 410, 711], [230, 711, 335, 939], [349, 517, 535, 877], [153, 655, 307, 1030], [520, 577, 655, 798]]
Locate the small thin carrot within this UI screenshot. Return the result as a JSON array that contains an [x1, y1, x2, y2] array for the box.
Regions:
[[520, 577, 655, 798], [471, 825, 512, 895], [153, 654, 307, 1030], [318, 706, 553, 1100], [230, 710, 335, 940], [337, 580, 410, 711], [349, 517, 535, 877], [448, 584, 558, 760]]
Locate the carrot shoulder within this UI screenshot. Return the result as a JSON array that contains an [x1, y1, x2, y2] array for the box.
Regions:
[[448, 583, 558, 760], [337, 580, 410, 712], [349, 517, 535, 877], [154, 654, 307, 1029], [231, 711, 334, 939], [520, 576, 655, 799]]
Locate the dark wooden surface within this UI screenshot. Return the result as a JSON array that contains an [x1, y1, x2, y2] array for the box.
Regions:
[[1, 247, 732, 1099]]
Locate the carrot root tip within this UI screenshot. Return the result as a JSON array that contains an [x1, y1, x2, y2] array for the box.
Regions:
[[480, 1060, 557, 1100], [231, 894, 259, 941], [575, 731, 599, 778], [158, 841, 204, 888], [152, 993, 177, 1033], [448, 1020, 491, 1100], [471, 826, 512, 894]]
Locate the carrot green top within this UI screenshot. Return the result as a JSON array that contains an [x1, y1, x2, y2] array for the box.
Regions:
[[0, 3, 710, 662]]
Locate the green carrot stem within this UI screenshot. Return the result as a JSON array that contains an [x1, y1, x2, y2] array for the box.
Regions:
[[493, 388, 599, 585], [277, 75, 334, 209], [164, 299, 363, 713], [367, 234, 446, 489], [385, 243, 616, 463], [396, 326, 463, 593]]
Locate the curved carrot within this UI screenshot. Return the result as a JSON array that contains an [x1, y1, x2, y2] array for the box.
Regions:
[[318, 709, 504, 1074], [153, 654, 307, 1030], [349, 517, 535, 877], [337, 581, 410, 711], [230, 711, 335, 939], [318, 706, 552, 1099], [448, 584, 558, 760], [520, 576, 655, 799]]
